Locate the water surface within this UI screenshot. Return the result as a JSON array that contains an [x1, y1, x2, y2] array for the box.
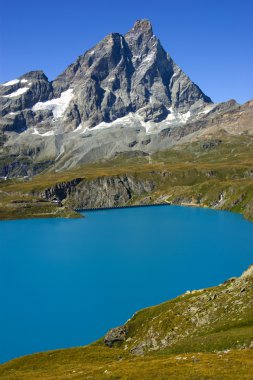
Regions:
[[0, 205, 253, 363]]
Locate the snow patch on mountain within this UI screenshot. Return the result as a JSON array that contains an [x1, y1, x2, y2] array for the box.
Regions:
[[32, 89, 74, 119], [3, 87, 30, 98], [73, 124, 84, 132], [81, 109, 194, 136], [92, 113, 139, 130], [32, 128, 55, 137], [2, 79, 20, 86]]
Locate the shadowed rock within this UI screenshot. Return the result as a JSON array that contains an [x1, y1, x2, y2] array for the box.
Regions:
[[104, 326, 127, 347]]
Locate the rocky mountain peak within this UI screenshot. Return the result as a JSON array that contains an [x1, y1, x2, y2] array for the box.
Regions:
[[0, 20, 219, 175], [125, 19, 156, 58], [129, 19, 153, 36], [1, 19, 212, 127], [20, 70, 49, 81]]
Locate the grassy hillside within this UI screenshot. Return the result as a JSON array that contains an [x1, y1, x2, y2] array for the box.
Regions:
[[1, 266, 252, 379], [121, 269, 253, 355], [1, 348, 252, 380]]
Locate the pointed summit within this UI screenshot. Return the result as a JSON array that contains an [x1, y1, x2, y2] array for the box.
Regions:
[[125, 19, 154, 41], [0, 20, 218, 176], [131, 19, 153, 35], [1, 19, 212, 135], [125, 19, 156, 58]]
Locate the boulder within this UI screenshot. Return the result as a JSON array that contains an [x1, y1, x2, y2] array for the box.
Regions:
[[104, 326, 127, 347]]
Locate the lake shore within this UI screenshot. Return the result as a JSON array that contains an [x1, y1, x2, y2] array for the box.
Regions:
[[1, 205, 253, 364], [1, 262, 252, 378]]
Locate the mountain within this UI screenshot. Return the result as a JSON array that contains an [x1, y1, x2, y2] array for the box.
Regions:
[[1, 264, 252, 379], [0, 19, 240, 177], [0, 19, 252, 222], [0, 20, 211, 125]]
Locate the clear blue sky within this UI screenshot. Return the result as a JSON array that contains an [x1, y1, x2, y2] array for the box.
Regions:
[[0, 0, 252, 104]]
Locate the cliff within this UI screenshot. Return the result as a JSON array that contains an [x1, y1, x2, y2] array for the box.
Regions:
[[40, 175, 155, 209]]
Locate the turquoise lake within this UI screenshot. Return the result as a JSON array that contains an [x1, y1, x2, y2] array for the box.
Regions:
[[1, 205, 253, 363]]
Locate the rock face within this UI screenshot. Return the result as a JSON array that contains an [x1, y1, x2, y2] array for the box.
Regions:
[[40, 175, 155, 209], [1, 19, 211, 131], [51, 19, 211, 129], [0, 71, 53, 118]]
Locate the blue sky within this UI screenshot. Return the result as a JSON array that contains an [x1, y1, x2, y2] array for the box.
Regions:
[[0, 0, 252, 104]]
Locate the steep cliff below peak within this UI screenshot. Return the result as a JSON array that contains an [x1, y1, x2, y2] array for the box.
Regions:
[[40, 174, 155, 209]]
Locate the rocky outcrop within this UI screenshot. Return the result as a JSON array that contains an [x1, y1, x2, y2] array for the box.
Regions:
[[104, 326, 127, 347], [40, 175, 155, 209], [40, 178, 83, 201]]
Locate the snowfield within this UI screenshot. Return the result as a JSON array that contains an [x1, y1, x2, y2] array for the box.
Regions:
[[3, 87, 30, 98], [32, 89, 74, 119]]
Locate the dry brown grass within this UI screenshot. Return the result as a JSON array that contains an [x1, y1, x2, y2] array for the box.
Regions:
[[0, 347, 252, 380]]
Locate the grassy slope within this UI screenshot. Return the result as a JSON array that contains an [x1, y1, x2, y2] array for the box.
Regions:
[[0, 134, 253, 220], [0, 269, 252, 379], [123, 277, 253, 354], [1, 348, 252, 380]]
